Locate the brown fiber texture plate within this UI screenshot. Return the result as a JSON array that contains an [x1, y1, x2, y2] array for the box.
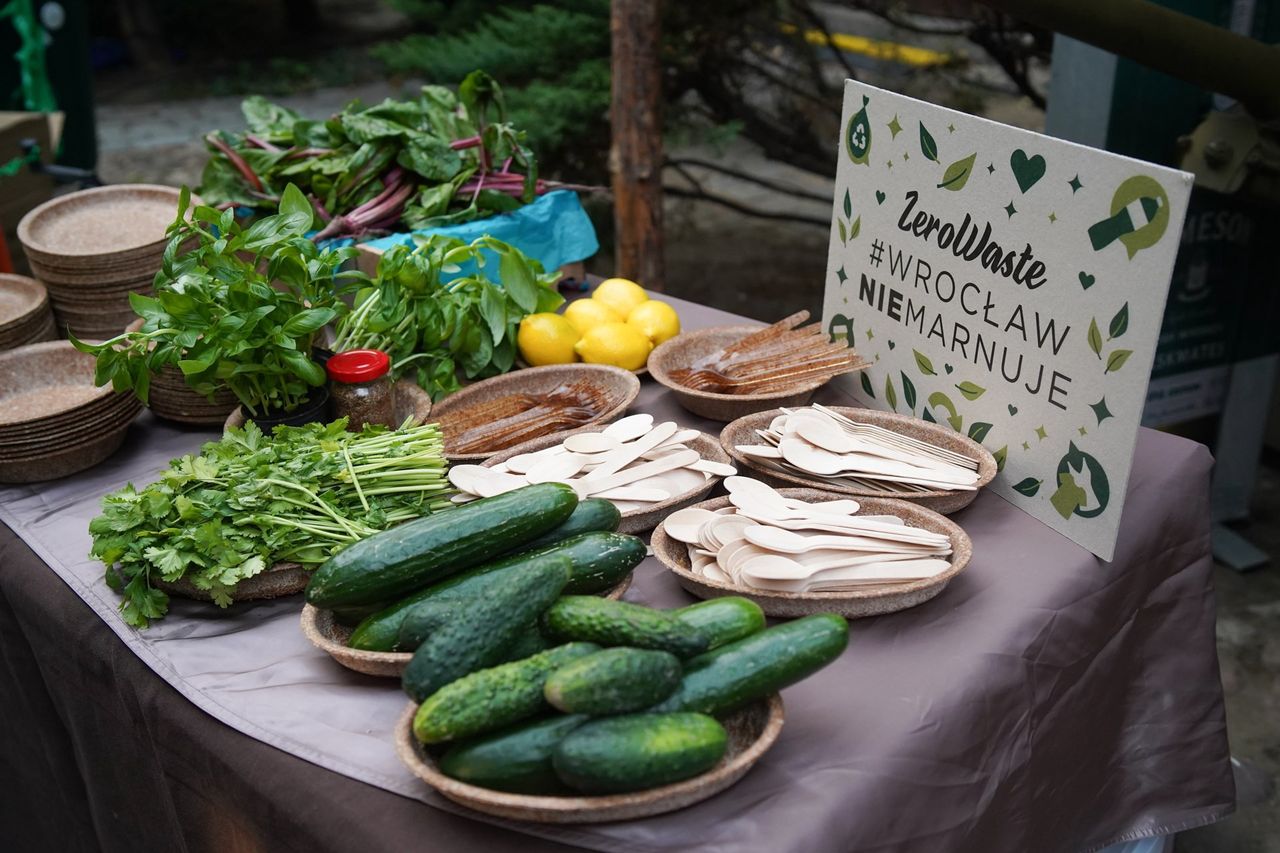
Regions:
[[648, 326, 850, 423], [0, 341, 129, 428], [17, 184, 183, 261], [394, 693, 784, 823], [300, 576, 631, 678], [223, 380, 432, 432], [480, 424, 734, 534], [720, 406, 996, 515], [651, 488, 972, 619], [431, 364, 641, 462], [155, 562, 312, 603]]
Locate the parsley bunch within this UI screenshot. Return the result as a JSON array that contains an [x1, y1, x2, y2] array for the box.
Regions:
[[90, 419, 453, 628]]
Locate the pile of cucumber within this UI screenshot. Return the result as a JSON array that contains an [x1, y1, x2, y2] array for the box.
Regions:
[[304, 482, 850, 797], [418, 597, 848, 796]]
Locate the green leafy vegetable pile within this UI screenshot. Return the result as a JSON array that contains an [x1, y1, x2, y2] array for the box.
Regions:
[[90, 419, 453, 627], [72, 184, 364, 416], [331, 234, 563, 399], [199, 70, 592, 241]]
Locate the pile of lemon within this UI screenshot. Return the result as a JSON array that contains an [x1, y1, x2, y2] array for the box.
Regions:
[[517, 278, 680, 371]]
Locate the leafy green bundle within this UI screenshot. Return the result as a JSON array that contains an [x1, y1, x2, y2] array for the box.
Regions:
[[91, 419, 454, 628], [331, 234, 563, 399], [72, 184, 363, 416], [199, 71, 590, 241]]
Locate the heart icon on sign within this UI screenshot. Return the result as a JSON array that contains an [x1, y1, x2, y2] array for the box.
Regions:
[[1008, 404, 1018, 416], [944, 364, 954, 374], [1010, 149, 1046, 193], [875, 191, 886, 205], [1078, 271, 1096, 290]]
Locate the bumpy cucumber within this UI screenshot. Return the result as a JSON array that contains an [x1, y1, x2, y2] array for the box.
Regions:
[[514, 499, 621, 553], [413, 643, 599, 743], [542, 596, 711, 658], [544, 647, 682, 715], [438, 714, 588, 794], [552, 713, 727, 794], [401, 558, 571, 703], [347, 532, 644, 651], [306, 483, 578, 608], [651, 614, 848, 716], [674, 598, 766, 649]]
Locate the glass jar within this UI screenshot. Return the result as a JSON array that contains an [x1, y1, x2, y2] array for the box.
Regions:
[[326, 349, 394, 431]]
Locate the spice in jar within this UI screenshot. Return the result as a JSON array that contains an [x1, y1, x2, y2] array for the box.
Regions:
[[326, 349, 395, 431]]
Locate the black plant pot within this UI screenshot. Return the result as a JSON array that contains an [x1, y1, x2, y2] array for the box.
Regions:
[[250, 387, 332, 431]]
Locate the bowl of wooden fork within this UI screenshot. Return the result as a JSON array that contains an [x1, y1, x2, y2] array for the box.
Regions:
[[648, 311, 869, 422]]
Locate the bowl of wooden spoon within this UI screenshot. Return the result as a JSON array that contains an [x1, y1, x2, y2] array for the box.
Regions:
[[648, 311, 870, 422]]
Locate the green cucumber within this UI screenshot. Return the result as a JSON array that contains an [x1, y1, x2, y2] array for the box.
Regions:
[[413, 643, 599, 743], [652, 614, 848, 716], [438, 714, 588, 794], [401, 558, 572, 703], [542, 596, 711, 658], [306, 483, 578, 608], [544, 647, 682, 715], [674, 598, 766, 649], [552, 713, 727, 794], [514, 499, 621, 553], [347, 532, 644, 651], [393, 597, 462, 652]]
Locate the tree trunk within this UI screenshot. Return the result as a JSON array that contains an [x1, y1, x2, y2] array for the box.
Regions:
[[610, 0, 665, 292]]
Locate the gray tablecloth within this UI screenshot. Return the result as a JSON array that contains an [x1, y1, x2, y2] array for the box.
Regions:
[[0, 294, 1234, 852]]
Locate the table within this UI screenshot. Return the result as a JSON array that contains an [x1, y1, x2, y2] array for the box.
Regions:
[[0, 295, 1235, 853]]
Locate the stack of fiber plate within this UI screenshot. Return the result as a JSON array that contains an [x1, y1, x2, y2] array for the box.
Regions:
[[17, 185, 185, 340], [0, 274, 55, 350], [0, 340, 142, 483]]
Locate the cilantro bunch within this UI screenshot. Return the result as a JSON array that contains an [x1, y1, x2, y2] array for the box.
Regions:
[[90, 419, 453, 628], [330, 234, 563, 399], [72, 184, 366, 416], [198, 70, 593, 241]]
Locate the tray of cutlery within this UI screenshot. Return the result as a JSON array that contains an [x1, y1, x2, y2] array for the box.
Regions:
[[430, 364, 641, 461], [720, 404, 996, 514], [651, 477, 971, 618]]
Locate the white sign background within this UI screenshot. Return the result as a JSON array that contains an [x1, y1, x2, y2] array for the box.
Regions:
[[822, 81, 1193, 560]]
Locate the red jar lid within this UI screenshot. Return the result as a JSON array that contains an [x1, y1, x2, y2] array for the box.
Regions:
[[327, 349, 390, 383]]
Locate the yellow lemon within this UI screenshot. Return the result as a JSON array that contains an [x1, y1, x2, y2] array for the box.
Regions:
[[562, 298, 623, 336], [517, 313, 580, 366], [592, 278, 649, 319], [626, 299, 681, 346], [574, 322, 653, 371]]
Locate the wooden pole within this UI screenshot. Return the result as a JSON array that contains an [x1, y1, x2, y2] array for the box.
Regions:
[[610, 0, 665, 292]]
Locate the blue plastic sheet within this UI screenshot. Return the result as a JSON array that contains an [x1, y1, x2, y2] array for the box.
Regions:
[[359, 190, 598, 278]]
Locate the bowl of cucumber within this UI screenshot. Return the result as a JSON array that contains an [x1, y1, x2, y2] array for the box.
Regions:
[[394, 693, 785, 823], [302, 576, 633, 678]]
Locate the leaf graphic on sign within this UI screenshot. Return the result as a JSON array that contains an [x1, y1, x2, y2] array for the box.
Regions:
[[919, 122, 939, 163], [850, 216, 861, 240], [1088, 318, 1103, 358], [937, 153, 976, 191], [860, 371, 875, 399], [913, 349, 936, 375], [1051, 472, 1089, 519], [901, 372, 917, 411], [993, 445, 1007, 472], [967, 422, 993, 443], [955, 381, 986, 401], [1013, 477, 1042, 497], [1105, 349, 1133, 374], [885, 375, 898, 411], [843, 188, 852, 219], [921, 407, 936, 423], [838, 219, 847, 245], [1108, 302, 1129, 339]]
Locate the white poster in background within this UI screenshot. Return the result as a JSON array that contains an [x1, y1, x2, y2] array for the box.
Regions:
[[821, 81, 1193, 560]]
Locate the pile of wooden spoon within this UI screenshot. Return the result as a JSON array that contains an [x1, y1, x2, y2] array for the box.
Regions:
[[662, 477, 952, 593], [448, 414, 737, 513], [734, 404, 980, 494]]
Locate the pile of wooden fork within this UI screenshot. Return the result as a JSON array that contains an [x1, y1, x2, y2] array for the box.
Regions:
[[669, 311, 869, 395], [445, 381, 607, 454]]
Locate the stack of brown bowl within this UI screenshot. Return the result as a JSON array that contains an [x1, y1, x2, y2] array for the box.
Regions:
[[0, 341, 143, 484], [0, 274, 56, 351], [122, 318, 239, 425], [17, 185, 185, 340]]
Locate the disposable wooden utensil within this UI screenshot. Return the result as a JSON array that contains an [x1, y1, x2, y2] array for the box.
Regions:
[[779, 439, 978, 489], [602, 414, 654, 442], [665, 507, 719, 543], [592, 485, 671, 502], [563, 432, 621, 454], [743, 525, 942, 555], [580, 449, 700, 495], [525, 452, 589, 483], [795, 418, 973, 475], [809, 404, 978, 469], [741, 553, 950, 582], [718, 310, 810, 358], [582, 421, 679, 482]]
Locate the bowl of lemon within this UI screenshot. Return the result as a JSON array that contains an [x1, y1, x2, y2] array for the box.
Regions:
[[516, 278, 681, 376]]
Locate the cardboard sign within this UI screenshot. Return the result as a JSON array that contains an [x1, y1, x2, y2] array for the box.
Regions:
[[822, 81, 1192, 560]]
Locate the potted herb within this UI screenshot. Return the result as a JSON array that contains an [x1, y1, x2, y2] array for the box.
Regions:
[[73, 184, 366, 425]]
